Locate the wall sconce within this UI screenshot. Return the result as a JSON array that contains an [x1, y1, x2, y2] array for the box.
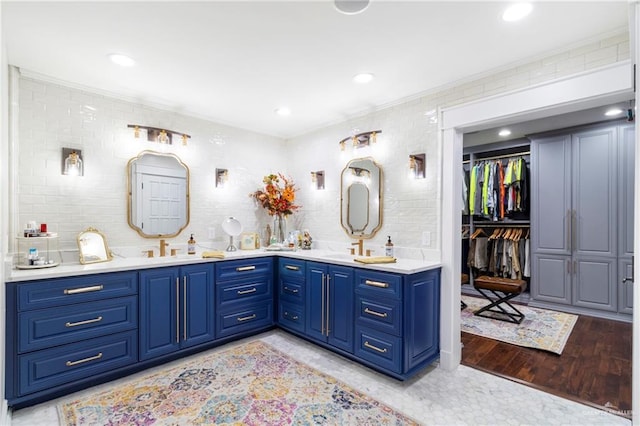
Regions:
[[338, 130, 381, 151], [310, 171, 325, 190], [128, 124, 191, 146], [62, 148, 83, 176], [409, 153, 425, 179], [216, 168, 229, 188]]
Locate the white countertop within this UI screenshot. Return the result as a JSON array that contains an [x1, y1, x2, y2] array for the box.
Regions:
[[6, 249, 441, 282]]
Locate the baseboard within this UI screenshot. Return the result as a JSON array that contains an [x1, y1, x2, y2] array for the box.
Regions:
[[1, 399, 10, 426]]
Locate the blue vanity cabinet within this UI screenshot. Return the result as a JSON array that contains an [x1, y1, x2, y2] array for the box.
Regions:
[[354, 268, 440, 377], [306, 262, 354, 353], [215, 258, 274, 338], [6, 271, 139, 405], [139, 263, 215, 361], [277, 258, 306, 333]]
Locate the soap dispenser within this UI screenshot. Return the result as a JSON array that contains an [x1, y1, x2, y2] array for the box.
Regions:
[[385, 236, 394, 257], [188, 234, 196, 255]]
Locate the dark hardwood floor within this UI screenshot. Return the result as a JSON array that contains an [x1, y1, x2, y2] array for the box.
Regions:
[[461, 314, 632, 418]]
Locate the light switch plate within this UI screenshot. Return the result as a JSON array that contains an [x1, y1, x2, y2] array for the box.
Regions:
[[422, 231, 431, 246], [208, 227, 216, 239]]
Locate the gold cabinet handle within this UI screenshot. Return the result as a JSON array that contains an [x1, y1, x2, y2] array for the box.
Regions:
[[64, 284, 103, 295], [237, 313, 257, 322], [66, 352, 103, 367], [364, 341, 387, 353], [283, 286, 299, 294], [365, 280, 389, 288], [236, 266, 256, 272], [183, 276, 187, 341], [65, 316, 103, 327], [364, 308, 388, 318], [237, 288, 257, 295], [284, 311, 299, 321], [285, 265, 300, 271]]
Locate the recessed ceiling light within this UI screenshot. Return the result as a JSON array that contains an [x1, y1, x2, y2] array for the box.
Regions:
[[353, 73, 374, 84], [498, 129, 512, 137], [502, 3, 533, 22], [334, 0, 370, 15], [275, 107, 291, 117], [108, 53, 135, 67], [604, 108, 624, 117]]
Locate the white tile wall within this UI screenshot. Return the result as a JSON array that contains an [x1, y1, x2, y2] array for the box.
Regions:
[[13, 32, 629, 260]]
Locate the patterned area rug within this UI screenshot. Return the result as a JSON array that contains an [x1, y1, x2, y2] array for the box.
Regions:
[[461, 295, 578, 355], [58, 340, 418, 425]]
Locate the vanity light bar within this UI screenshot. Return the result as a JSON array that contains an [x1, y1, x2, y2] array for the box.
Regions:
[[338, 130, 381, 150], [128, 124, 191, 146]]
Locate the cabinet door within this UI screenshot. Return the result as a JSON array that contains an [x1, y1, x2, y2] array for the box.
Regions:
[[531, 254, 571, 304], [139, 268, 180, 361], [181, 264, 215, 348], [573, 257, 616, 311], [404, 269, 440, 372], [618, 124, 635, 258], [531, 134, 572, 256], [327, 266, 354, 353], [619, 258, 634, 314], [306, 262, 327, 342]]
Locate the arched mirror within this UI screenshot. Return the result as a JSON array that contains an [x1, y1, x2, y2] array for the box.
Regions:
[[77, 227, 113, 264], [340, 157, 383, 238], [127, 151, 190, 238]]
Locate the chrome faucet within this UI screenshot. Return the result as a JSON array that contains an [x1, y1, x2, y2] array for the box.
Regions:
[[351, 239, 364, 256], [159, 239, 169, 257]]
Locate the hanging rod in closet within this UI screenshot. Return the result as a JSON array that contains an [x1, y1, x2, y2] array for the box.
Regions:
[[472, 150, 530, 162], [473, 222, 530, 228]]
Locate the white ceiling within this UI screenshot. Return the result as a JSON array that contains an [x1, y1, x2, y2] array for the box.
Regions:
[[2, 1, 630, 139]]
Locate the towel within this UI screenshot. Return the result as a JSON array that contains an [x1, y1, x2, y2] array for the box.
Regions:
[[202, 251, 225, 259], [354, 256, 397, 264]]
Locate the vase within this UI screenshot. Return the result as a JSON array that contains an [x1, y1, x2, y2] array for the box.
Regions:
[[272, 214, 287, 245]]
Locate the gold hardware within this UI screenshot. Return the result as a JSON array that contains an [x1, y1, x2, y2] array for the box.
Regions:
[[285, 265, 300, 271], [237, 313, 257, 322], [145, 249, 154, 258], [171, 248, 179, 256], [364, 308, 388, 318], [237, 288, 257, 295], [284, 287, 299, 293], [365, 279, 389, 288], [64, 285, 104, 295], [65, 316, 103, 327], [176, 278, 180, 343], [236, 266, 256, 272], [351, 239, 364, 256], [366, 249, 373, 257], [364, 341, 387, 353], [159, 239, 169, 257], [66, 352, 103, 367]]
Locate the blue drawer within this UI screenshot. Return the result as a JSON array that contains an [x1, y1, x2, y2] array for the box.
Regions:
[[356, 296, 401, 336], [18, 271, 138, 311], [18, 296, 138, 353], [216, 302, 273, 338], [217, 277, 272, 306], [278, 301, 305, 333], [19, 331, 137, 396], [355, 326, 402, 374], [215, 258, 273, 282], [278, 258, 306, 279], [278, 278, 304, 303], [355, 270, 402, 300]]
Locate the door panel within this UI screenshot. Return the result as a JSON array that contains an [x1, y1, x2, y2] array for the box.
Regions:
[[573, 257, 616, 311], [531, 255, 571, 304]]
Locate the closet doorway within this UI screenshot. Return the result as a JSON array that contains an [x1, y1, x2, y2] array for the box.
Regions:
[[460, 109, 633, 416]]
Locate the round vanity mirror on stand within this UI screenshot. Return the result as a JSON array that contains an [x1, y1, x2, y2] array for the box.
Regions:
[[222, 217, 243, 252]]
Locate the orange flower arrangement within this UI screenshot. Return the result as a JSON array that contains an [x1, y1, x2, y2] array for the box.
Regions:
[[250, 173, 300, 216]]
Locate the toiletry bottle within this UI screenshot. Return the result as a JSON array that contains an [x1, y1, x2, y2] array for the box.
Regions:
[[188, 234, 196, 255], [385, 236, 394, 257]]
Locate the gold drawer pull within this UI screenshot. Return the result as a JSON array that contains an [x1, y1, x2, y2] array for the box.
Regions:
[[364, 341, 387, 353], [236, 266, 256, 272], [65, 316, 103, 327], [66, 352, 103, 367], [364, 308, 388, 318], [237, 288, 257, 295], [64, 285, 104, 295], [284, 312, 299, 321], [364, 280, 389, 288], [284, 287, 299, 293], [285, 265, 300, 271], [237, 313, 257, 322]]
